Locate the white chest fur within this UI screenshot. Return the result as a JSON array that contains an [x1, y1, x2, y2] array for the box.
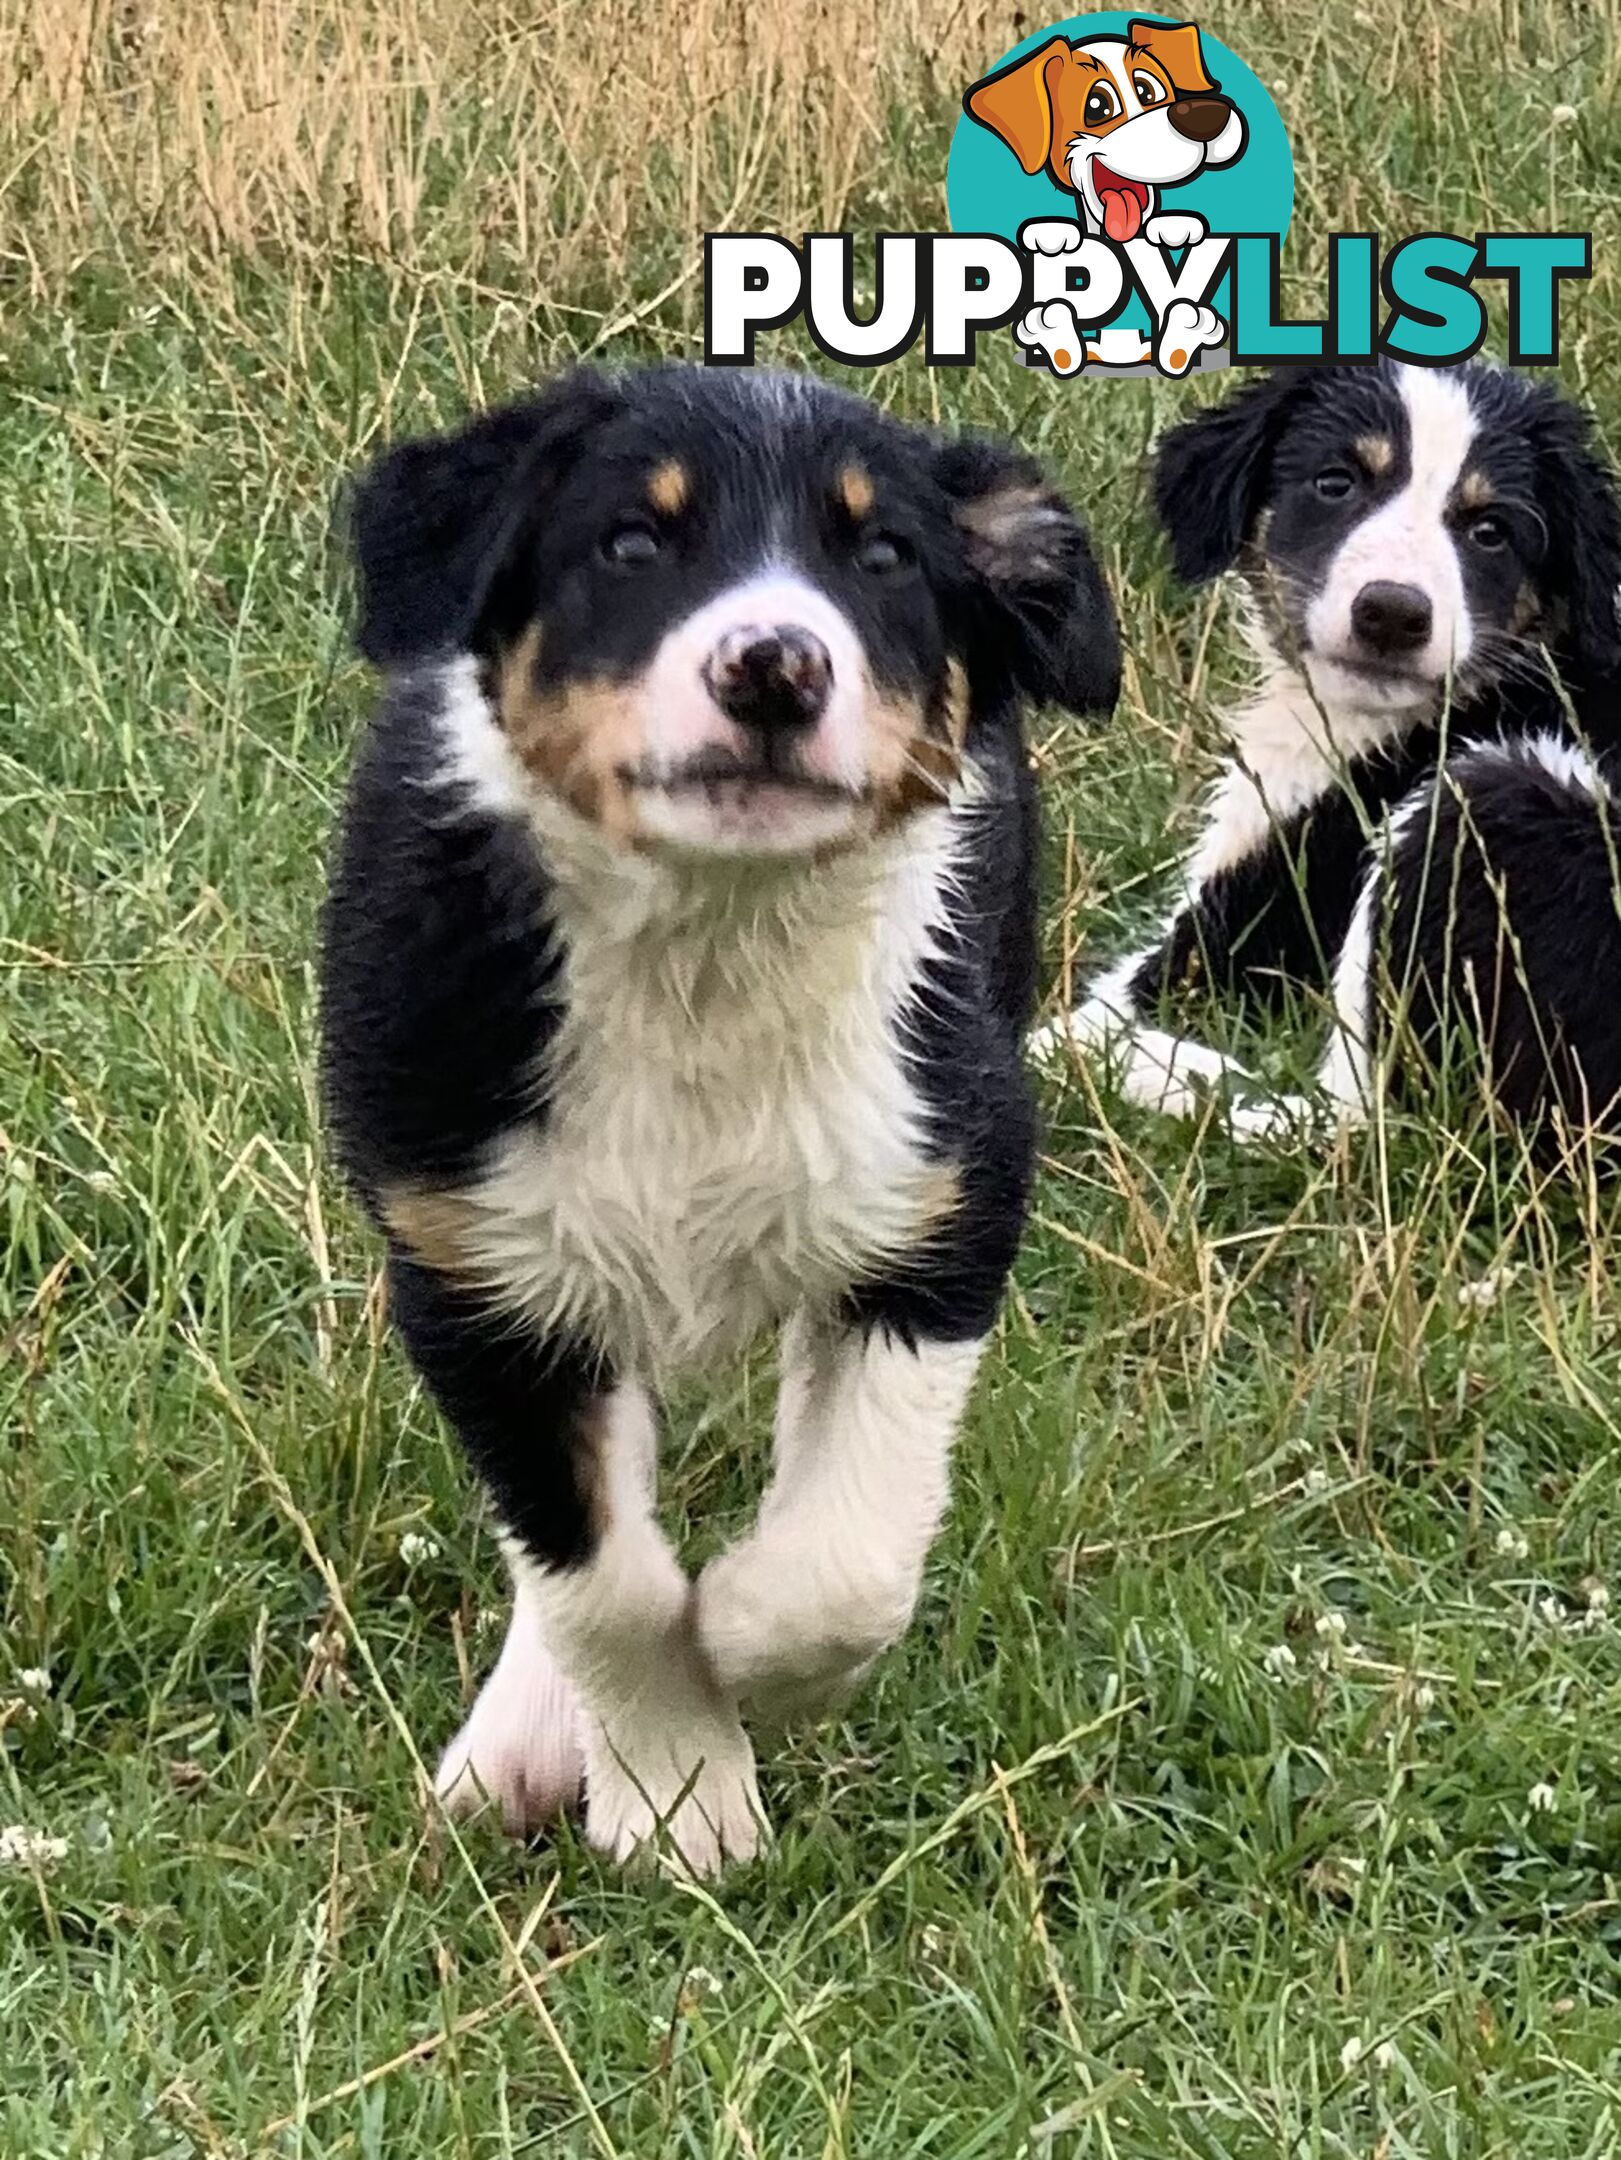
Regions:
[[439, 730, 963, 1376]]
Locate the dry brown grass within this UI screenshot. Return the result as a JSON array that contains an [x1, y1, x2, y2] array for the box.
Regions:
[[0, 0, 1001, 316]]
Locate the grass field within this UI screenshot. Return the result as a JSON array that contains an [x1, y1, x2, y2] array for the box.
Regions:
[[5, 0, 1621, 2151]]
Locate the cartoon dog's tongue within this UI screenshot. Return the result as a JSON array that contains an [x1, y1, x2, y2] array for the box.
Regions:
[[1100, 188, 1141, 241], [1093, 164, 1147, 242]]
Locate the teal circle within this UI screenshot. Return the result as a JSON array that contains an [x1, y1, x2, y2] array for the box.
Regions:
[[946, 12, 1294, 338]]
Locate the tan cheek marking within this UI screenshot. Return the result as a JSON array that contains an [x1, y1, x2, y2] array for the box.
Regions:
[[1458, 468, 1494, 511], [647, 459, 688, 516], [381, 1183, 484, 1280], [495, 623, 645, 840], [1511, 580, 1543, 635], [838, 464, 875, 520], [867, 659, 970, 829], [1355, 433, 1395, 477]]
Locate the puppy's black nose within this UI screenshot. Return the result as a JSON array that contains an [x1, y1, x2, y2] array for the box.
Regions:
[[703, 625, 832, 731], [1349, 580, 1433, 656], [1167, 95, 1232, 143]]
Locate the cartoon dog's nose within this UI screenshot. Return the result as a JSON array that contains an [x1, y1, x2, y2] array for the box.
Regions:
[[1166, 95, 1233, 143], [703, 624, 832, 731], [1350, 581, 1434, 656]]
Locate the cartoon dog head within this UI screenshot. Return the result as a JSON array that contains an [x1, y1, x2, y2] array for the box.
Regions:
[[965, 18, 1247, 242]]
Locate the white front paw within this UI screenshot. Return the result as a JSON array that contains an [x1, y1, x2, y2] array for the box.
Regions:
[[1227, 1093, 1320, 1146], [696, 1538, 913, 1725], [582, 1685, 764, 1877], [1156, 298, 1225, 376], [434, 1641, 583, 1836], [1144, 211, 1206, 250], [1018, 217, 1085, 256], [1015, 300, 1087, 378]]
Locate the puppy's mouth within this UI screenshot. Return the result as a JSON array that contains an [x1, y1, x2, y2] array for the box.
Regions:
[[1089, 160, 1150, 242], [618, 749, 862, 805]]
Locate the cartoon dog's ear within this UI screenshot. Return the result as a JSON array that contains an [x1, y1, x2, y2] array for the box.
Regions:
[[1524, 385, 1621, 684], [1151, 370, 1312, 583], [963, 37, 1071, 176], [1127, 17, 1216, 95], [346, 369, 623, 668], [939, 436, 1121, 717]]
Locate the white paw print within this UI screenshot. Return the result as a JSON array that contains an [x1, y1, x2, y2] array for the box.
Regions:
[[1144, 211, 1207, 251], [1016, 300, 1087, 376], [1018, 217, 1085, 257], [1156, 299, 1225, 377]]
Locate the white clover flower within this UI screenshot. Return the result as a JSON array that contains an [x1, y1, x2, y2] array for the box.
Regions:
[[1373, 2041, 1395, 2071], [1528, 1781, 1558, 1814], [1262, 1643, 1299, 1680], [1315, 1612, 1348, 1642], [14, 1668, 51, 1699], [1303, 1466, 1331, 1496], [1538, 1595, 1567, 1629], [398, 1532, 441, 1567], [1552, 103, 1579, 125], [1494, 1527, 1530, 1560], [1411, 1682, 1436, 1715], [0, 1825, 71, 1872], [1340, 2035, 1364, 2071], [683, 1965, 723, 2000], [1585, 1581, 1609, 1613], [1458, 1264, 1519, 1312]]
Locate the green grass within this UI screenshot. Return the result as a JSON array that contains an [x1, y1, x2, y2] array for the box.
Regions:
[[5, 2, 1621, 2152]]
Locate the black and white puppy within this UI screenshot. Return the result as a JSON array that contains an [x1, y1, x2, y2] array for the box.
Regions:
[[1033, 358, 1621, 1146], [321, 364, 1119, 1873]]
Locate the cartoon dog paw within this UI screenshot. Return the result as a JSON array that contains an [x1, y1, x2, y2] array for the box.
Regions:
[[1018, 218, 1085, 257], [1156, 299, 1225, 377], [1144, 212, 1208, 251], [1016, 300, 1086, 377]]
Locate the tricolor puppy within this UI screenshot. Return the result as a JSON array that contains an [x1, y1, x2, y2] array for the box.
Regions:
[[965, 16, 1247, 247], [1033, 359, 1621, 1149], [322, 365, 1119, 1874]]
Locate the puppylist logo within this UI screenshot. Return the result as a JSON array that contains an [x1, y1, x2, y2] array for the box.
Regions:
[[704, 12, 1591, 377]]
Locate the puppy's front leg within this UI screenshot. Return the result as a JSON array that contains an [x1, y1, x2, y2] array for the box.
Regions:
[[390, 1257, 762, 1875], [696, 1308, 985, 1724]]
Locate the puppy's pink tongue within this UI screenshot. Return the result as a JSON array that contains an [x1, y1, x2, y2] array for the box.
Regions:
[[1101, 188, 1141, 242]]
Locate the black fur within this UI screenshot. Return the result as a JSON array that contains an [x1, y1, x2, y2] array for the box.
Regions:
[[1379, 741, 1621, 1145]]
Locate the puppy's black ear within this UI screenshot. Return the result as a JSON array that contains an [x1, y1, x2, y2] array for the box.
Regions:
[[1526, 385, 1621, 684], [346, 369, 622, 668], [938, 436, 1121, 717], [1152, 369, 1309, 583]]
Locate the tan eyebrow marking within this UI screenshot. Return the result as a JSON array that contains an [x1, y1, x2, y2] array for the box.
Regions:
[[1354, 433, 1395, 476], [837, 463, 875, 519], [1458, 468, 1494, 510], [647, 459, 688, 515]]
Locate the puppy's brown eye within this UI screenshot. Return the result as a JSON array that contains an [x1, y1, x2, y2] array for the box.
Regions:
[[1313, 467, 1356, 502], [853, 534, 910, 575], [1131, 72, 1164, 106], [1469, 511, 1509, 551], [1083, 84, 1119, 127], [602, 521, 661, 567]]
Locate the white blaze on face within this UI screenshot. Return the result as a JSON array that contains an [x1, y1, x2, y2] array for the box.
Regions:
[[1305, 366, 1479, 692], [628, 568, 872, 853]]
